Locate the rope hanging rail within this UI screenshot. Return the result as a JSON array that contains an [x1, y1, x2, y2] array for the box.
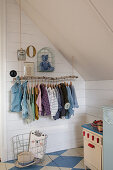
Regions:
[[13, 75, 78, 82]]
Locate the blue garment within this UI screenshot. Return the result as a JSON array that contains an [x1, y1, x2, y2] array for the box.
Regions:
[[53, 87, 62, 120], [11, 76, 23, 112], [69, 85, 79, 108], [58, 86, 66, 117], [22, 81, 28, 119], [66, 86, 74, 119]]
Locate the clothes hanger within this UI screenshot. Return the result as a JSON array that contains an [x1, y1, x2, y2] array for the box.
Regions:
[[64, 81, 67, 86], [51, 81, 53, 89], [44, 81, 46, 87], [58, 82, 61, 88], [32, 79, 34, 94], [53, 79, 55, 88], [70, 81, 72, 86], [35, 79, 36, 88], [53, 84, 55, 89], [55, 78, 58, 87], [47, 79, 50, 88], [27, 82, 29, 94]]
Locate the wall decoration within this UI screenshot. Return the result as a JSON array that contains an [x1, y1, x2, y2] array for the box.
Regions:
[[17, 48, 26, 61], [10, 70, 17, 77], [17, 0, 26, 61], [26, 45, 36, 58], [37, 47, 55, 72], [24, 62, 34, 76]]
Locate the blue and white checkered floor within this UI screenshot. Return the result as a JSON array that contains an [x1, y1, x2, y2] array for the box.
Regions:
[[0, 148, 85, 170]]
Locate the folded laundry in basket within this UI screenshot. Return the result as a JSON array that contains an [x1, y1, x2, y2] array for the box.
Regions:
[[29, 131, 46, 159]]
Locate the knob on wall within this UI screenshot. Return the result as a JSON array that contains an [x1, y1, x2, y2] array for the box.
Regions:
[[10, 70, 17, 77]]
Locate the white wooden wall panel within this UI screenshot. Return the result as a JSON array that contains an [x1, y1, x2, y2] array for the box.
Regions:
[[86, 80, 113, 122], [5, 0, 86, 161]]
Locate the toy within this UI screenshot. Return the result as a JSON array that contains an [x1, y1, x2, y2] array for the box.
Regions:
[[40, 55, 54, 72]]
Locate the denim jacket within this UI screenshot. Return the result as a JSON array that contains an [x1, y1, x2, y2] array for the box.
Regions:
[[69, 85, 79, 108], [66, 86, 74, 119], [11, 76, 23, 112]]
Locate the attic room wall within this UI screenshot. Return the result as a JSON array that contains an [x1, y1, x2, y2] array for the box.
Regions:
[[5, 0, 86, 161], [86, 81, 113, 122]]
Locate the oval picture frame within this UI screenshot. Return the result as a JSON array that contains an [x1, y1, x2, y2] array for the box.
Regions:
[[26, 45, 36, 58]]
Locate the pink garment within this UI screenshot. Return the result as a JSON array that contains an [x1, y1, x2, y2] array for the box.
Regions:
[[36, 85, 42, 115]]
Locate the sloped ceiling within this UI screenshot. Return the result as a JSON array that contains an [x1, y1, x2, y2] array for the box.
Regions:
[[18, 0, 113, 80]]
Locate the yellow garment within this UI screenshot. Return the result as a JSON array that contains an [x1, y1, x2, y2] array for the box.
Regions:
[[34, 86, 39, 120]]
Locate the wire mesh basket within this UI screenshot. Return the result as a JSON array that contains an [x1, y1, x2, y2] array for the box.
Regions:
[[12, 131, 47, 168]]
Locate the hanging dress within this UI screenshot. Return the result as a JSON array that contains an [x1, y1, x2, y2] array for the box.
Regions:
[[36, 84, 42, 115], [40, 84, 51, 116], [58, 86, 65, 118], [69, 85, 79, 108], [25, 88, 34, 123], [21, 80, 28, 119], [47, 87, 58, 119], [66, 86, 74, 119], [34, 86, 39, 120], [30, 87, 35, 121], [53, 87, 62, 120], [60, 83, 70, 110]]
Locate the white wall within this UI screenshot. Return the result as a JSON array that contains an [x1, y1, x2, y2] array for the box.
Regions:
[[18, 0, 113, 81], [5, 0, 86, 161], [0, 0, 7, 161], [86, 80, 113, 122]]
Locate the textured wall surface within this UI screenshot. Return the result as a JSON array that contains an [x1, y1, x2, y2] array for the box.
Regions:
[[86, 80, 113, 122], [5, 0, 86, 161]]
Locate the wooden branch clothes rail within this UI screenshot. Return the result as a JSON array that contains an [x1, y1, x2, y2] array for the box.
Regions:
[[11, 75, 79, 121], [13, 75, 78, 81]]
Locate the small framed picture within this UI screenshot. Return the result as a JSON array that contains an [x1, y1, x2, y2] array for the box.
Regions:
[[17, 49, 26, 61], [24, 62, 34, 76]]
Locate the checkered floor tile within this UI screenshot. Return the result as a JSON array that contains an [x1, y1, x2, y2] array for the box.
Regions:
[[0, 148, 85, 170]]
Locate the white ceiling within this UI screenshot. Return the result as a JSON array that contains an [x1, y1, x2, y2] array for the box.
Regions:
[[18, 0, 113, 80]]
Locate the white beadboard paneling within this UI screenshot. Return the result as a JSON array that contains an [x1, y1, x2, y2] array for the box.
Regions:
[[5, 0, 86, 161], [86, 80, 113, 90], [7, 127, 83, 161], [86, 80, 113, 122], [86, 90, 113, 100]]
